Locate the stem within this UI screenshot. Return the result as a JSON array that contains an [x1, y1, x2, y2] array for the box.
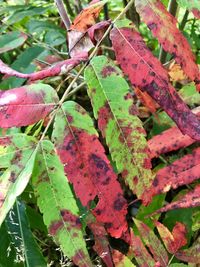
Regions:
[[104, 4, 109, 20], [159, 0, 178, 63], [55, 0, 71, 30], [179, 10, 189, 31]]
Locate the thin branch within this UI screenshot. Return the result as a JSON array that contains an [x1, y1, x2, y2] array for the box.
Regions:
[[55, 0, 71, 30]]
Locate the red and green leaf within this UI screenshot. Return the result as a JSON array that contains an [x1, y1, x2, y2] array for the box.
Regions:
[[135, 0, 200, 90], [0, 134, 37, 226], [0, 31, 27, 54], [0, 83, 59, 128], [32, 140, 92, 267], [112, 250, 136, 267], [134, 219, 168, 266], [155, 221, 187, 254], [110, 19, 200, 141], [145, 147, 200, 201], [52, 101, 127, 238], [84, 55, 153, 205]]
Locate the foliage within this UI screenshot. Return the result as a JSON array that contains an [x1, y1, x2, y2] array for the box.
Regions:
[[0, 0, 200, 266]]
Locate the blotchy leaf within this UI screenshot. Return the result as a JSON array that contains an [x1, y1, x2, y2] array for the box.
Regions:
[[154, 185, 200, 214], [0, 84, 59, 128], [135, 0, 200, 90], [112, 250, 136, 267], [32, 140, 92, 267], [0, 31, 27, 54], [52, 101, 127, 238], [0, 134, 37, 226], [144, 147, 200, 201], [110, 19, 200, 141], [87, 215, 114, 267], [155, 221, 187, 254], [84, 56, 153, 204], [0, 55, 87, 81], [5, 201, 46, 267], [175, 236, 200, 263], [128, 230, 156, 267], [134, 219, 168, 266], [148, 126, 196, 158]]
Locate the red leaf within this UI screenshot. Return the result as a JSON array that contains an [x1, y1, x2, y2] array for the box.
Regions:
[[135, 0, 200, 90], [52, 102, 128, 238], [155, 221, 187, 254], [192, 9, 200, 19], [142, 147, 200, 202], [0, 55, 87, 81], [148, 126, 196, 158], [87, 216, 114, 267], [0, 84, 58, 128], [88, 20, 111, 44], [110, 20, 200, 141], [154, 184, 200, 214]]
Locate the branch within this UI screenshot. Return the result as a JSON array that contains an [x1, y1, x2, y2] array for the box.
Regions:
[[55, 0, 71, 30]]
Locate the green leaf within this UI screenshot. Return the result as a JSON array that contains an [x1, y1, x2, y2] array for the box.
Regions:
[[0, 31, 27, 54], [32, 140, 92, 267], [0, 134, 37, 226], [5, 200, 46, 267], [179, 83, 200, 107], [84, 55, 153, 203]]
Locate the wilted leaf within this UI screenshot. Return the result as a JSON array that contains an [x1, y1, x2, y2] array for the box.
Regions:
[[5, 200, 46, 266], [32, 140, 92, 267], [0, 134, 37, 226], [52, 101, 127, 238], [155, 221, 187, 254], [135, 0, 200, 90], [0, 84, 59, 128], [0, 31, 27, 54], [0, 55, 87, 81], [134, 219, 168, 266], [110, 19, 200, 141], [145, 147, 200, 201], [84, 56, 153, 205]]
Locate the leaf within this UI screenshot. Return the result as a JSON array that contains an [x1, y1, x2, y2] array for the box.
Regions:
[[86, 214, 114, 267], [145, 147, 200, 201], [0, 55, 87, 81], [134, 219, 169, 266], [134, 87, 157, 114], [52, 101, 127, 238], [154, 184, 200, 213], [5, 200, 46, 267], [155, 221, 187, 254], [112, 250, 136, 267], [0, 134, 37, 226], [110, 19, 200, 141], [0, 83, 59, 128], [175, 236, 200, 263], [176, 0, 200, 14], [0, 31, 27, 54], [70, 1, 105, 32], [179, 83, 200, 106], [135, 0, 200, 90], [85, 56, 153, 204], [128, 230, 156, 267], [32, 140, 92, 267], [148, 126, 196, 158], [168, 63, 188, 83]]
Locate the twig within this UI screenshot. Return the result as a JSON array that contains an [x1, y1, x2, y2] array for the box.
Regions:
[[55, 0, 71, 30]]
